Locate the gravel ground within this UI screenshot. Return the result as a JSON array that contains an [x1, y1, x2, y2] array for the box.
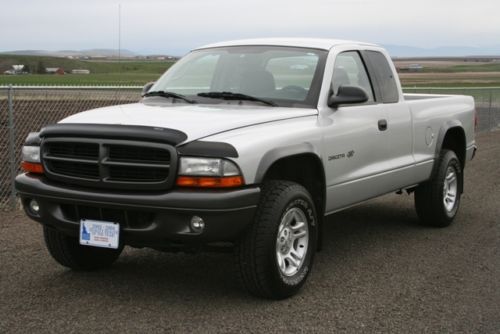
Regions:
[[1, 131, 499, 333]]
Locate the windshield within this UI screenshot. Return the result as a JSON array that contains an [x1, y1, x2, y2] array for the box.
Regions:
[[148, 46, 327, 108]]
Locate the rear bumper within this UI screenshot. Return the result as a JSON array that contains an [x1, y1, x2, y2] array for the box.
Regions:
[[15, 174, 260, 248]]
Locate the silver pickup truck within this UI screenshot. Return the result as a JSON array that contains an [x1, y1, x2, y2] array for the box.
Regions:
[[16, 38, 476, 299]]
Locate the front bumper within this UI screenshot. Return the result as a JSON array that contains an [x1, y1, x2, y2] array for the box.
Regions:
[[15, 174, 260, 248]]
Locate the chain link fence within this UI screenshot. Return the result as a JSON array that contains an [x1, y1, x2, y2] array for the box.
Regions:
[[0, 86, 142, 210], [0, 85, 499, 211]]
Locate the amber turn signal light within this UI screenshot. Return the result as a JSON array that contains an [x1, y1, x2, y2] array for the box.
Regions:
[[21, 161, 44, 174], [176, 176, 244, 188]]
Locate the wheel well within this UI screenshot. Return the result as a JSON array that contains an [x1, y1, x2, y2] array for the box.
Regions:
[[441, 127, 466, 169], [262, 154, 325, 217]]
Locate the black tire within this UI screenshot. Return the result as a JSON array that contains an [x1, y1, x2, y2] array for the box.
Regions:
[[43, 226, 123, 270], [414, 149, 463, 227], [236, 180, 318, 299]]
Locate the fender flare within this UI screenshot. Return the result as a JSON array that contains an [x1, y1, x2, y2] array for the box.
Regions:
[[254, 142, 326, 251], [434, 120, 464, 158], [254, 142, 321, 183], [434, 120, 466, 193]]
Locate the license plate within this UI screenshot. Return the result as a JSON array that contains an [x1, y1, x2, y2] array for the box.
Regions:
[[80, 219, 120, 249]]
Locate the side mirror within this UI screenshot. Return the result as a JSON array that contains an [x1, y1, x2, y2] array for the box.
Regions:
[[141, 81, 155, 97], [328, 85, 368, 108]]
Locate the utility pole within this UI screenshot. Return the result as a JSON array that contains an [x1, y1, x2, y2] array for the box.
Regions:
[[118, 3, 121, 61]]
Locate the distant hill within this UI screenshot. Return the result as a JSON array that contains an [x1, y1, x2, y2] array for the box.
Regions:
[[2, 45, 500, 58], [384, 45, 500, 57], [0, 49, 137, 58]]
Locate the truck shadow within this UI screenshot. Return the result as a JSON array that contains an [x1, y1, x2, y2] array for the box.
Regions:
[[39, 195, 423, 301], [321, 196, 421, 254]]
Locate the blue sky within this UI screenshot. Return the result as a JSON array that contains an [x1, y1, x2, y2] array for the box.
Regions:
[[1, 0, 499, 56]]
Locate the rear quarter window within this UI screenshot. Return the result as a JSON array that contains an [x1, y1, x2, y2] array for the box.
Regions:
[[365, 51, 399, 103]]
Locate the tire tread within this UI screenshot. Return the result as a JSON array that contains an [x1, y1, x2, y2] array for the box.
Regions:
[[415, 149, 462, 227], [237, 180, 315, 299]]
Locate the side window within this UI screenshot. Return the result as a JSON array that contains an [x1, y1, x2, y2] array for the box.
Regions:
[[365, 51, 399, 103], [332, 51, 374, 102]]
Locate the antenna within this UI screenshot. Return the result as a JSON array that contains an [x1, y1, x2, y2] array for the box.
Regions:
[[118, 3, 121, 61]]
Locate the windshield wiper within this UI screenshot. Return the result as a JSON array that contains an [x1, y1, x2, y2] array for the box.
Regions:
[[197, 91, 277, 107], [144, 90, 197, 104]]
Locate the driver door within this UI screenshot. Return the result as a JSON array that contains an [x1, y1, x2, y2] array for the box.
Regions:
[[322, 51, 388, 213]]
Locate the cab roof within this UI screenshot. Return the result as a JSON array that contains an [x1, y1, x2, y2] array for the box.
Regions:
[[196, 38, 378, 51]]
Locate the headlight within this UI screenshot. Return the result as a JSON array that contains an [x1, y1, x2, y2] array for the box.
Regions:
[[22, 146, 41, 163], [179, 157, 240, 177], [21, 146, 43, 174], [177, 157, 244, 188]]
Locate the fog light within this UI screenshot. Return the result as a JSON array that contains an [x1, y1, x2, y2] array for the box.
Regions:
[[29, 199, 40, 214], [190, 216, 205, 233]]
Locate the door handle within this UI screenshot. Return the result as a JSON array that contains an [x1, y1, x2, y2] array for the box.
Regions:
[[378, 119, 388, 131]]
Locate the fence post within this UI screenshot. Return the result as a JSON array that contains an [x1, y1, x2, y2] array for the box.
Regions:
[[7, 85, 17, 209], [488, 90, 493, 131]]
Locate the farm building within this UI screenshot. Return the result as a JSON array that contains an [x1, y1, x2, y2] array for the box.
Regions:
[[408, 64, 424, 72], [3, 65, 25, 75], [71, 69, 90, 74], [45, 67, 65, 75], [396, 63, 424, 72]]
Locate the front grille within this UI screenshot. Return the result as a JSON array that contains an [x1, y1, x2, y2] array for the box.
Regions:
[[108, 145, 170, 164], [60, 203, 154, 228], [42, 138, 176, 190], [108, 165, 168, 182], [46, 142, 99, 160], [48, 160, 100, 179]]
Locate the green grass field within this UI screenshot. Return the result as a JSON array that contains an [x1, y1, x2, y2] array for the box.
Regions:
[[401, 81, 500, 88], [0, 73, 162, 86], [422, 63, 500, 73], [0, 54, 174, 73], [2, 54, 500, 87], [0, 54, 173, 85]]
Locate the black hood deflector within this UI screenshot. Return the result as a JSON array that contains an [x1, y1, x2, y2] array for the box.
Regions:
[[39, 123, 188, 146]]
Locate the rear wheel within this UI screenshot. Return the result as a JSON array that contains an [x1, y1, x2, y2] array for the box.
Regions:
[[237, 180, 318, 299], [43, 226, 123, 270], [414, 149, 463, 227]]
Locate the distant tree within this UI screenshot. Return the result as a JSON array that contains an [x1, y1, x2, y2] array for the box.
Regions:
[[23, 64, 31, 73], [36, 61, 46, 74]]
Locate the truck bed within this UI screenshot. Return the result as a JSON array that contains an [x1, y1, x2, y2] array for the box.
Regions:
[[404, 93, 458, 101]]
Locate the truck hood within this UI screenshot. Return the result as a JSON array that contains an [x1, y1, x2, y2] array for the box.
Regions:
[[60, 102, 318, 143]]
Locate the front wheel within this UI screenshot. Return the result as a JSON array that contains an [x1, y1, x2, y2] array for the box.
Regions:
[[414, 149, 463, 227], [236, 180, 318, 299]]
